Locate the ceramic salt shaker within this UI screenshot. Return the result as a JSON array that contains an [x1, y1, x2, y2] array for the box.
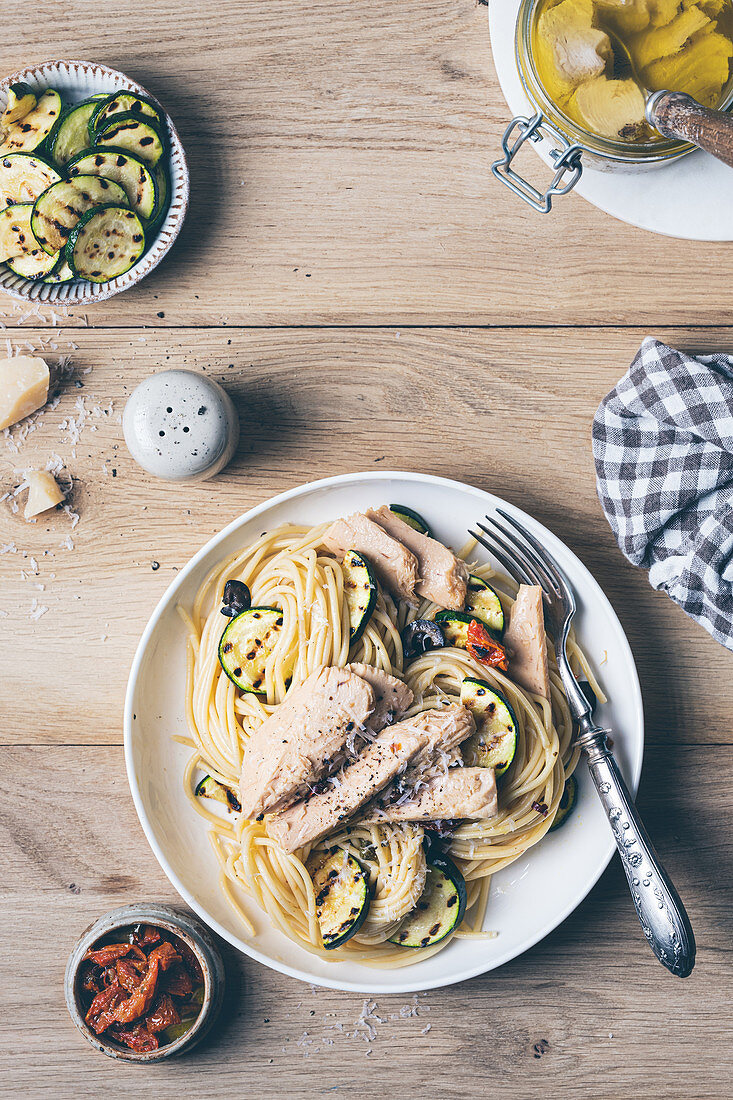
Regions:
[[123, 369, 239, 481]]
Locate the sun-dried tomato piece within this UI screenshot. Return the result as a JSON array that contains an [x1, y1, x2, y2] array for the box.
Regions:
[[85, 982, 126, 1035], [80, 963, 101, 996], [147, 940, 180, 972], [164, 962, 193, 998], [112, 957, 161, 1025], [176, 940, 204, 985], [135, 924, 162, 947], [112, 1022, 159, 1053], [146, 993, 181, 1034], [466, 619, 508, 671], [83, 943, 133, 966], [116, 958, 144, 994]]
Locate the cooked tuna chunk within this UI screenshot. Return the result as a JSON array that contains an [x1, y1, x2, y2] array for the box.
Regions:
[[503, 584, 551, 700], [266, 716, 433, 852], [366, 505, 468, 610], [345, 662, 413, 729], [322, 513, 419, 603], [363, 768, 498, 823], [370, 703, 475, 812], [404, 702, 475, 770], [239, 666, 375, 818]]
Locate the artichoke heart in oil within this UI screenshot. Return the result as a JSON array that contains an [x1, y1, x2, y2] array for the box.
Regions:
[[533, 0, 733, 142]]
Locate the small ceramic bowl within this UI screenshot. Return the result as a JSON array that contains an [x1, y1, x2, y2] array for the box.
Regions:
[[0, 60, 189, 305], [65, 902, 225, 1062]]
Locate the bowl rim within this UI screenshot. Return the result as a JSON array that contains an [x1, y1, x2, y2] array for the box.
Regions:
[[0, 58, 189, 305], [64, 902, 223, 1062], [123, 469, 645, 994]]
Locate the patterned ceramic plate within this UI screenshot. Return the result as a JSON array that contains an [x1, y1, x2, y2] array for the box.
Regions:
[[0, 59, 189, 304]]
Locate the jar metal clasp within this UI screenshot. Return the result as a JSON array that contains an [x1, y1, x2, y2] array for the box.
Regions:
[[492, 111, 584, 213]]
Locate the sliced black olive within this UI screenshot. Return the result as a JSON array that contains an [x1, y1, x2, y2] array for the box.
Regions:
[[578, 680, 597, 715], [401, 619, 446, 660], [220, 579, 252, 618]]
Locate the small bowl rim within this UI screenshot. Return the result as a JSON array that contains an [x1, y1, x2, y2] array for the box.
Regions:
[[65, 902, 224, 1063], [0, 58, 190, 305]]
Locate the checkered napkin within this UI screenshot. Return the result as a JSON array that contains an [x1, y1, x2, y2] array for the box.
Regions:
[[593, 337, 733, 650]]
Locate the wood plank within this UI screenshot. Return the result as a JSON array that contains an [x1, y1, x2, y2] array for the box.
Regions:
[[2, 2, 733, 327], [2, 742, 730, 1098], [2, 325, 732, 748]]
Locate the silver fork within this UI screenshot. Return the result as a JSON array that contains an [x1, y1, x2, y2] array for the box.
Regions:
[[471, 509, 696, 978]]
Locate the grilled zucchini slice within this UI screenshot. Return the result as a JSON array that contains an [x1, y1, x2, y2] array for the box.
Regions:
[[549, 775, 578, 831], [94, 111, 164, 166], [389, 853, 467, 948], [0, 203, 36, 263], [41, 259, 74, 284], [5, 243, 59, 280], [433, 609, 474, 648], [194, 774, 242, 813], [32, 175, 128, 255], [460, 677, 517, 777], [388, 504, 431, 536], [2, 83, 37, 126], [466, 575, 504, 637], [146, 162, 169, 234], [0, 152, 62, 208], [218, 607, 285, 693], [66, 147, 157, 219], [65, 204, 145, 282], [342, 549, 378, 645], [90, 91, 163, 136], [309, 850, 370, 949], [49, 99, 99, 167], [0, 90, 62, 153]]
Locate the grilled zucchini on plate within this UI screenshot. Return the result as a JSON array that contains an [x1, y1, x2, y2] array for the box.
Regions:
[[342, 549, 378, 644], [308, 850, 371, 949], [218, 606, 288, 693], [0, 80, 173, 285], [389, 851, 467, 948]]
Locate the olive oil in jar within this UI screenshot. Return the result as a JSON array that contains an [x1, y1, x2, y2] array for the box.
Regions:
[[532, 0, 733, 142]]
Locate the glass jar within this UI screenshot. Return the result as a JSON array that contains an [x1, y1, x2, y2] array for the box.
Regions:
[[493, 0, 733, 212]]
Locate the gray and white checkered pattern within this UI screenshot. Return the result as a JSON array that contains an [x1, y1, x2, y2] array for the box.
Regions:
[[593, 337, 733, 650]]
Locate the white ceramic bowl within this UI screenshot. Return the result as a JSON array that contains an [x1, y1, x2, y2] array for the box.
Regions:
[[0, 60, 189, 304], [125, 471, 644, 993]]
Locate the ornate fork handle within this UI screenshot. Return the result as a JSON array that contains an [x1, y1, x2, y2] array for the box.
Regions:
[[576, 723, 696, 978]]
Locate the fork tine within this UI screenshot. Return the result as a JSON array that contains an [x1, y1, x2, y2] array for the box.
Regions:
[[477, 518, 547, 592], [495, 508, 570, 597], [468, 527, 528, 587], [485, 514, 560, 598]]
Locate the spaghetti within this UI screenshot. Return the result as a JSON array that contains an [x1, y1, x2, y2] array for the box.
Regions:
[[178, 521, 603, 967]]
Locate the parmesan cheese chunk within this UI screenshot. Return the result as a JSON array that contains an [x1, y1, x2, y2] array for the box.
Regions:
[[24, 470, 64, 519], [0, 356, 50, 430]]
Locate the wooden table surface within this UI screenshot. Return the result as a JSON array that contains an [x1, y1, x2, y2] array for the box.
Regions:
[[2, 3, 732, 1097]]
